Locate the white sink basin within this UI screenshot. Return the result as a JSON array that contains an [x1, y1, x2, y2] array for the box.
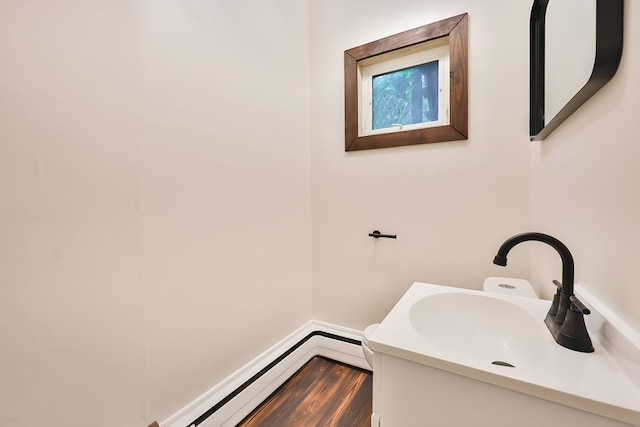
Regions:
[[409, 292, 551, 368], [368, 282, 640, 426]]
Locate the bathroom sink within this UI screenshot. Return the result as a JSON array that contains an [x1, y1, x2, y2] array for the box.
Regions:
[[367, 282, 640, 426], [409, 292, 551, 368]]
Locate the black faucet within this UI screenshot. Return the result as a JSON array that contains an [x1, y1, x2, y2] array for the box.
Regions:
[[493, 232, 594, 353]]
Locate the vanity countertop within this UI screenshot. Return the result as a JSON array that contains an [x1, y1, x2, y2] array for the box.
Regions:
[[369, 282, 640, 426]]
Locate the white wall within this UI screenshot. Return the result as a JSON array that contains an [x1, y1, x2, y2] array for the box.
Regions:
[[310, 1, 533, 330], [531, 1, 640, 331], [0, 1, 311, 426]]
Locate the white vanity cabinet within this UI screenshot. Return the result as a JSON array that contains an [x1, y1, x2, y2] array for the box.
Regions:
[[371, 352, 637, 427]]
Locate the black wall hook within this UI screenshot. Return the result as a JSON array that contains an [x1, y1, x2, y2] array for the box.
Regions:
[[369, 230, 397, 239]]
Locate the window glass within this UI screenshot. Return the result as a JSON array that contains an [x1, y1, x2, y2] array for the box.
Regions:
[[372, 60, 439, 130]]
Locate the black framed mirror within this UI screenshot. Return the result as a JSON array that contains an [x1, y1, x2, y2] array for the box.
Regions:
[[530, 0, 623, 141]]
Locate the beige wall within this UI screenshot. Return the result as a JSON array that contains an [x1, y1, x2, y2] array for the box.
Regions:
[[0, 1, 312, 426], [1, 1, 638, 426], [531, 1, 640, 331], [310, 1, 533, 330]]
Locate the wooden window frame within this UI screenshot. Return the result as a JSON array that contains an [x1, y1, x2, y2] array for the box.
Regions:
[[344, 14, 468, 151]]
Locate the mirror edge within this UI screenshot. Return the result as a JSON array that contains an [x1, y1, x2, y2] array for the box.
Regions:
[[529, 0, 624, 141]]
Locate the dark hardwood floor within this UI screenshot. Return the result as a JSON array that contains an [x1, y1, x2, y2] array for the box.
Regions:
[[237, 356, 372, 427]]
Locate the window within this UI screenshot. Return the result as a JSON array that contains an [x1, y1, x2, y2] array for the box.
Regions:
[[344, 14, 468, 151], [360, 39, 450, 136], [372, 61, 442, 130]]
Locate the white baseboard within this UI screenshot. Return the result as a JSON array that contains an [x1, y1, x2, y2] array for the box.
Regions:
[[161, 320, 368, 427]]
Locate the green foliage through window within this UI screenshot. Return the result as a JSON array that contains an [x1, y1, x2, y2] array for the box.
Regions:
[[372, 61, 439, 129]]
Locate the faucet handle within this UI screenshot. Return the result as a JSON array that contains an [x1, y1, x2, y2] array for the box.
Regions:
[[546, 280, 563, 318], [569, 295, 591, 315]]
